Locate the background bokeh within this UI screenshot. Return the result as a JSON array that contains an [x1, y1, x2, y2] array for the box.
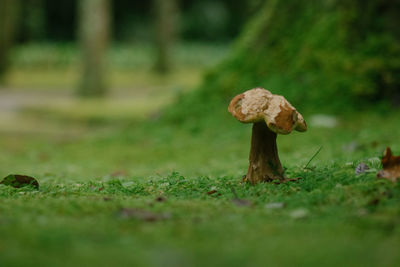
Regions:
[[1, 1, 400, 266]]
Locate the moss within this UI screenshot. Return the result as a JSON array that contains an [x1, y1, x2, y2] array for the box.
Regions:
[[165, 0, 400, 123]]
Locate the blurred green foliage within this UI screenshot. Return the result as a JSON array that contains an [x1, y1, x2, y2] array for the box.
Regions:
[[16, 0, 260, 43], [164, 0, 400, 124], [10, 42, 230, 70]]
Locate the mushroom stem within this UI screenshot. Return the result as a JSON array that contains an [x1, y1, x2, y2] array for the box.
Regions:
[[245, 122, 286, 184]]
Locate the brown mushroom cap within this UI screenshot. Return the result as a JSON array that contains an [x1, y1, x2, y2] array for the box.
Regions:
[[228, 88, 307, 134]]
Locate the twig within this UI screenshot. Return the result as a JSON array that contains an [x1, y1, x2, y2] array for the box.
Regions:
[[304, 146, 323, 169]]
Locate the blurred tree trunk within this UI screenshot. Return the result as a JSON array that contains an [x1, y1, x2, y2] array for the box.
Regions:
[[78, 0, 111, 97], [154, 0, 179, 74], [24, 0, 46, 41], [0, 0, 20, 83]]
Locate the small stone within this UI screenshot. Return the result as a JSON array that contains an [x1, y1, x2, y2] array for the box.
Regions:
[[289, 208, 309, 219], [265, 202, 285, 209], [309, 114, 338, 128], [122, 181, 134, 187], [355, 163, 370, 175]]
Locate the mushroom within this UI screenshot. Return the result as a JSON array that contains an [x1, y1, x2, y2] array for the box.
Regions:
[[228, 88, 307, 184]]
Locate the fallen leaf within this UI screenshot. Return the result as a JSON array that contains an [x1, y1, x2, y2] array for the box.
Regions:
[[0, 174, 39, 189], [118, 208, 171, 222], [207, 190, 217, 195], [355, 163, 370, 175], [377, 147, 400, 182]]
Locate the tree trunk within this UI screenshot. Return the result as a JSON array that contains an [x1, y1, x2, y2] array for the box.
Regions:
[[0, 0, 20, 82], [153, 0, 179, 74], [77, 0, 111, 97], [245, 122, 285, 184]]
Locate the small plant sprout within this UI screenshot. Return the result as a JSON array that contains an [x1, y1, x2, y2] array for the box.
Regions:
[[228, 88, 307, 184]]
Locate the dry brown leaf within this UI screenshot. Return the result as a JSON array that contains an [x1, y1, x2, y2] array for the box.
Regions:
[[377, 147, 400, 182], [0, 174, 39, 189], [207, 190, 217, 195]]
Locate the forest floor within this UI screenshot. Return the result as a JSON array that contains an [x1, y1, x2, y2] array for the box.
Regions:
[[1, 44, 400, 266]]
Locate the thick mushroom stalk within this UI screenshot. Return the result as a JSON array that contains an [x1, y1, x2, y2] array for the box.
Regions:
[[228, 88, 307, 184]]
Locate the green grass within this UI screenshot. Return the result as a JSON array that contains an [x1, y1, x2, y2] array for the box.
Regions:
[[1, 172, 399, 266], [0, 42, 399, 266], [1, 103, 400, 266]]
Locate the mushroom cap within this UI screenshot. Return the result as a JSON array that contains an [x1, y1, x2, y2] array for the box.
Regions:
[[228, 88, 307, 134]]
